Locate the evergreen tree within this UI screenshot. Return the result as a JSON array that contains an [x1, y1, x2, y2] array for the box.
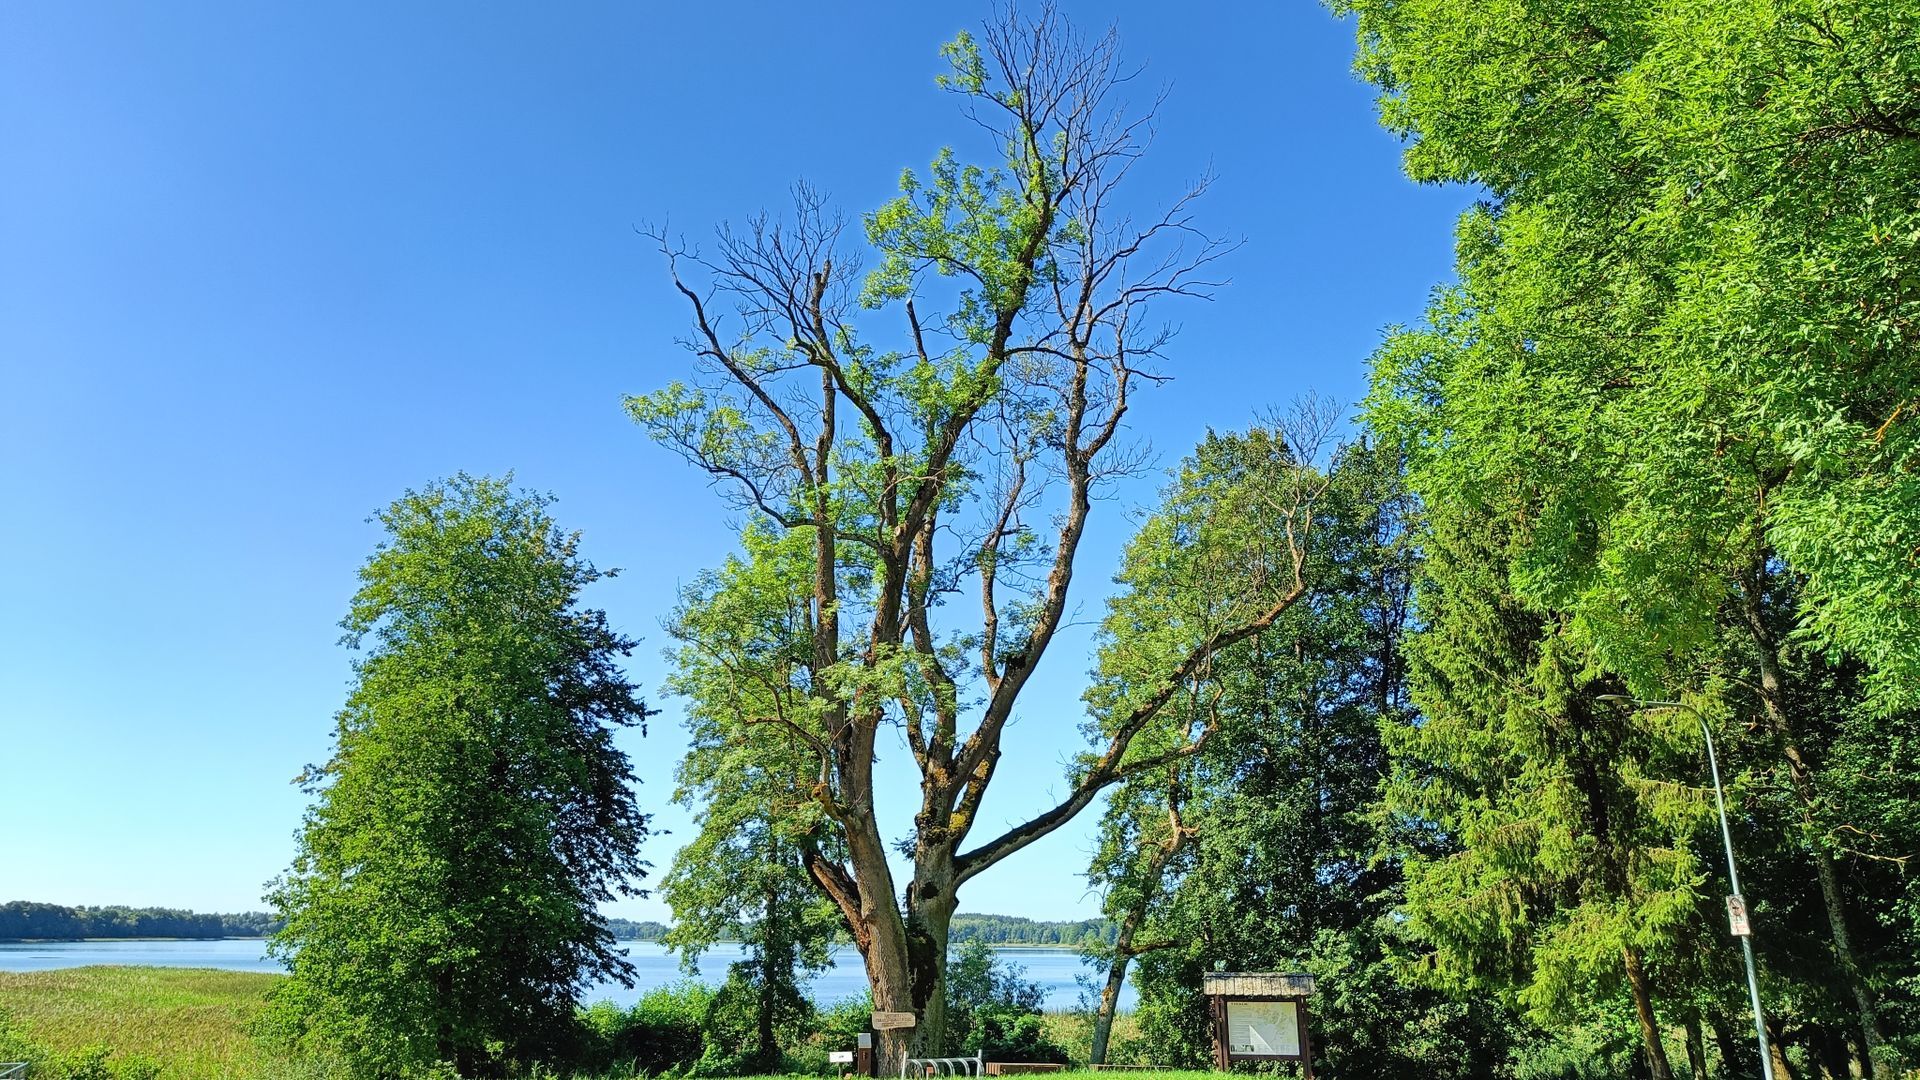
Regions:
[[1341, 0, 1920, 1070]]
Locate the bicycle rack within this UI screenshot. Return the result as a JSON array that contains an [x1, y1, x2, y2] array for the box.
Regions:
[[900, 1053, 984, 1078]]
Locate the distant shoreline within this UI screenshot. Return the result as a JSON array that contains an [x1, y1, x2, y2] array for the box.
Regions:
[[1, 936, 1091, 951], [0, 930, 270, 937]]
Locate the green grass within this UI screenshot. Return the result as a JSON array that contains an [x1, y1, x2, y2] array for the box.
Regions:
[[0, 967, 1196, 1080], [0, 966, 282, 1079]]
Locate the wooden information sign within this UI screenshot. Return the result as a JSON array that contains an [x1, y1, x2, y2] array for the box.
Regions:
[[873, 1011, 918, 1030], [1203, 972, 1316, 1077]]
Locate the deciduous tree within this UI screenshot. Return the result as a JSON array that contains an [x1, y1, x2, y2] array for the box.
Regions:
[[264, 476, 651, 1077], [630, 10, 1316, 1063]]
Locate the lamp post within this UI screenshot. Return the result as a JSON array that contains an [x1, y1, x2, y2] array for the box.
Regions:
[[1598, 695, 1772, 1079]]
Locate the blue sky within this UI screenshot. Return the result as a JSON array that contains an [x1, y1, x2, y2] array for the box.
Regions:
[[0, 2, 1468, 923]]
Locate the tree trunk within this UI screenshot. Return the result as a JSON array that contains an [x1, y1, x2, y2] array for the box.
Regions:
[[864, 925, 921, 1075], [1089, 947, 1133, 1066], [1685, 1011, 1709, 1080], [1623, 945, 1676, 1080], [906, 880, 956, 1056], [1813, 1026, 1851, 1080], [756, 883, 780, 1069], [1809, 857, 1886, 1078], [838, 802, 920, 1075], [1737, 558, 1891, 1075], [1765, 1014, 1798, 1080], [1091, 811, 1186, 1066]]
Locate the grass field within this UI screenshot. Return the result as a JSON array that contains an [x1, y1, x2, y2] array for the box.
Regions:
[[0, 966, 281, 1079], [0, 966, 1178, 1080]]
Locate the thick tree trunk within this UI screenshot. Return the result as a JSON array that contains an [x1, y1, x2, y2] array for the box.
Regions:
[[864, 925, 920, 1075], [905, 877, 956, 1056], [1623, 945, 1676, 1080], [1737, 559, 1891, 1075], [836, 795, 920, 1074]]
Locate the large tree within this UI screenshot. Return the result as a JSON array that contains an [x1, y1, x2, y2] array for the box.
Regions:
[[1086, 435, 1522, 1079], [630, 10, 1319, 1063], [1342, 0, 1920, 1071], [264, 475, 652, 1078]]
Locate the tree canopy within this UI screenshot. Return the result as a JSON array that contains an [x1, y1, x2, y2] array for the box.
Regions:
[[1344, 0, 1920, 1072], [264, 475, 652, 1078], [629, 8, 1326, 1064]]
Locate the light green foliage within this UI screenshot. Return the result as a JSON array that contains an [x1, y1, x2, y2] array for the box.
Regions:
[[661, 633, 843, 1074], [264, 476, 652, 1077], [1343, 0, 1920, 708], [631, 9, 1235, 1057], [1343, 0, 1920, 1070]]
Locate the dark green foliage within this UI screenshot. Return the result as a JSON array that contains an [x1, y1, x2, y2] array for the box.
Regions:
[[945, 942, 1069, 1064], [0, 902, 279, 941], [575, 984, 714, 1077], [263, 475, 652, 1078], [1089, 436, 1532, 1078], [603, 919, 670, 941], [948, 915, 1116, 948]]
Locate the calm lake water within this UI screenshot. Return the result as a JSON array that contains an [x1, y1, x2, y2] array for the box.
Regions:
[[0, 939, 1131, 1011]]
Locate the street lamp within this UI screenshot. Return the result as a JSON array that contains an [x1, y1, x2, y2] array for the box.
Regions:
[[1597, 695, 1772, 1080]]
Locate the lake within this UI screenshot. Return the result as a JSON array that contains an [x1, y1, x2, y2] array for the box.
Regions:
[[0, 939, 1130, 1011]]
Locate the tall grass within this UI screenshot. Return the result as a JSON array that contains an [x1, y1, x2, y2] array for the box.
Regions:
[[0, 966, 280, 1079], [0, 967, 1191, 1080]]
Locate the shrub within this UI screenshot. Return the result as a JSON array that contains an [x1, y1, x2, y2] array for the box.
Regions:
[[945, 943, 1070, 1065], [573, 983, 714, 1077]]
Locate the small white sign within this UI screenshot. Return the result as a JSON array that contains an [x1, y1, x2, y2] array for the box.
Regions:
[[1226, 999, 1301, 1057], [830, 1051, 855, 1064], [1727, 894, 1752, 937]]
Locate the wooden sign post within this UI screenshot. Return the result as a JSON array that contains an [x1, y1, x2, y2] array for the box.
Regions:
[[1203, 972, 1316, 1077], [854, 1031, 874, 1077]]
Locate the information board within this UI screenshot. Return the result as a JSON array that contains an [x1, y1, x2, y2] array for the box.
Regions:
[[1225, 999, 1301, 1057]]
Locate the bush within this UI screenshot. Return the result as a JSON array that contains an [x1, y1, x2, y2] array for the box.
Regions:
[[575, 982, 714, 1077], [811, 993, 875, 1050], [945, 942, 1070, 1065], [972, 1013, 1071, 1065]]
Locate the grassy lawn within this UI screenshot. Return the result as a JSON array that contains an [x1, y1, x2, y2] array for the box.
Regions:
[[0, 967, 1196, 1080], [0, 966, 281, 1079]]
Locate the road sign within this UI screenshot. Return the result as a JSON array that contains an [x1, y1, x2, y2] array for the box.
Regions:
[[873, 1011, 918, 1030], [1726, 894, 1752, 937]]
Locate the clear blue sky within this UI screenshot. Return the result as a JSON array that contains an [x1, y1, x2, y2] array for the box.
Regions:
[[0, 2, 1468, 923]]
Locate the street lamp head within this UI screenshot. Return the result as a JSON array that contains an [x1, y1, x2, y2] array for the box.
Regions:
[[1595, 694, 1635, 704]]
